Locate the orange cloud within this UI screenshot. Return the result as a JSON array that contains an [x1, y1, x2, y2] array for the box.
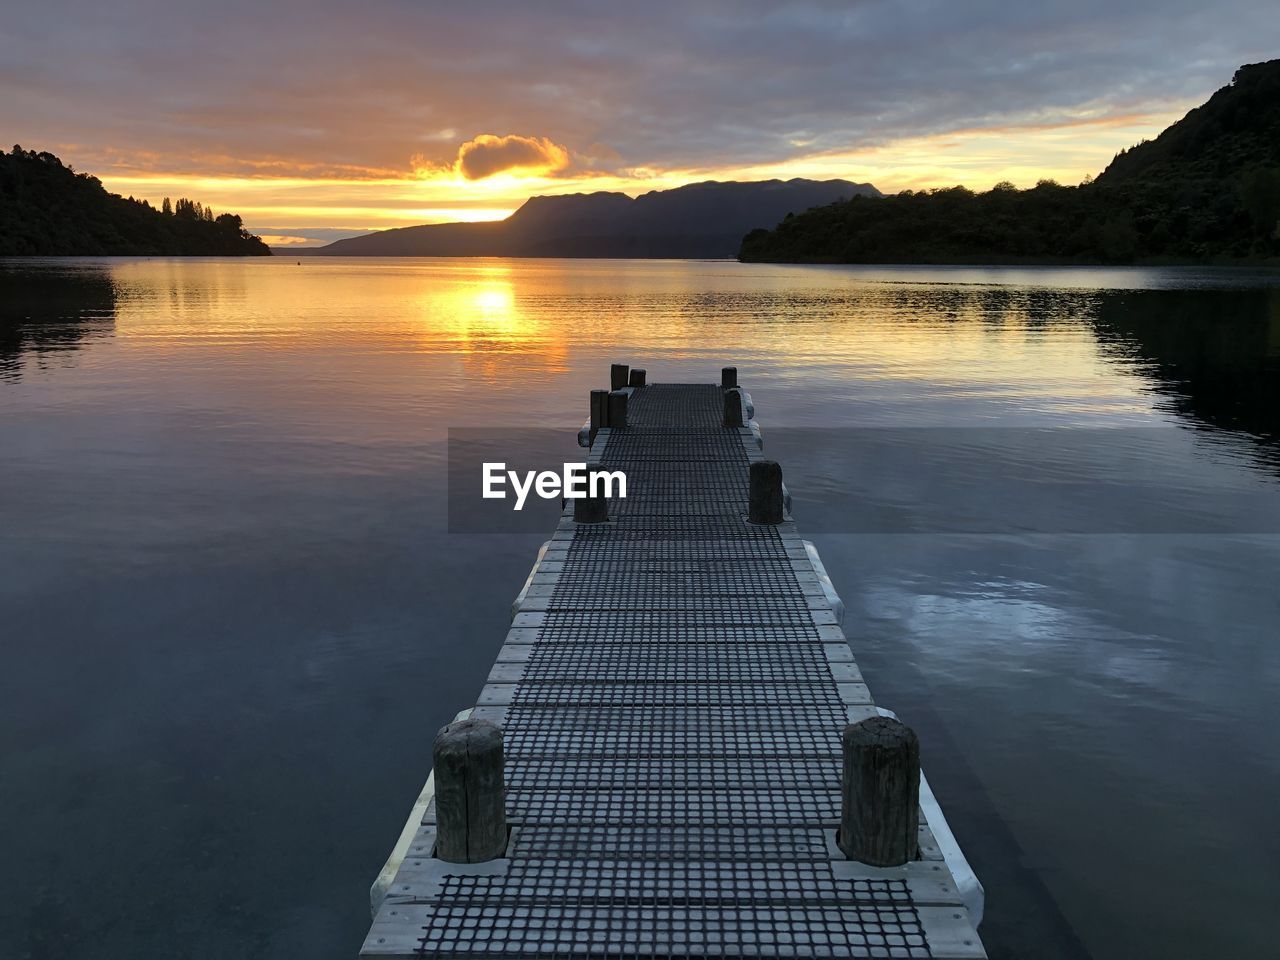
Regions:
[[454, 133, 570, 180]]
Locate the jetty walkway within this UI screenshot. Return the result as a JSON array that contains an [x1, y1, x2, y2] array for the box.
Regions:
[[362, 368, 987, 959]]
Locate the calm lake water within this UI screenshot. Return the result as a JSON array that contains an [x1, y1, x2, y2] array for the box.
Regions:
[[2, 257, 1279, 960]]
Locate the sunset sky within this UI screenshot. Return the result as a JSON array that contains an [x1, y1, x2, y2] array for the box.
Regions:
[[3, 1, 1277, 246]]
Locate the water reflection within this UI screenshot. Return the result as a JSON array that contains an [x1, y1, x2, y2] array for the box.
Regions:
[[0, 264, 116, 380], [1093, 288, 1280, 449], [2, 259, 1280, 960], [416, 263, 571, 380], [6, 261, 1279, 442]]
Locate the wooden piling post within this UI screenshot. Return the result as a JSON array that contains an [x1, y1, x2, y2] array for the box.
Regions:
[[629, 368, 646, 388], [608, 390, 628, 428], [574, 473, 609, 523], [433, 718, 507, 863], [590, 389, 609, 430], [723, 388, 744, 428], [721, 366, 737, 389], [838, 716, 920, 866], [610, 364, 630, 391], [574, 494, 609, 523], [748, 459, 784, 523]]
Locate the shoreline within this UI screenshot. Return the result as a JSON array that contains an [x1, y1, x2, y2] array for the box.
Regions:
[[737, 252, 1280, 268]]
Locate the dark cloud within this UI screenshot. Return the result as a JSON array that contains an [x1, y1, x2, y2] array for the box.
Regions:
[[0, 0, 1276, 177], [455, 134, 570, 179]]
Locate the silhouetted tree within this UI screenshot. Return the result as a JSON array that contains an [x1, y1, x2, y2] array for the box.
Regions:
[[741, 59, 1280, 265], [0, 146, 271, 256]]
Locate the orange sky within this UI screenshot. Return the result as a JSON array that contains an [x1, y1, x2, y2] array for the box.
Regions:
[[5, 2, 1272, 248], [95, 105, 1195, 248]]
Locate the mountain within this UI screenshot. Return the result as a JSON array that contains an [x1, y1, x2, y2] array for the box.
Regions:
[[0, 146, 271, 256], [309, 178, 880, 258], [1097, 60, 1280, 185], [740, 59, 1280, 265]]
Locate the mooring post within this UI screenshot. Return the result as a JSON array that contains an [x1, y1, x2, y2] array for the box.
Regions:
[[723, 388, 744, 427], [608, 389, 628, 428], [838, 716, 920, 866], [748, 459, 784, 523], [590, 389, 609, 431], [433, 718, 507, 863], [721, 366, 738, 389], [610, 363, 630, 391], [575, 472, 610, 523], [629, 368, 646, 388]]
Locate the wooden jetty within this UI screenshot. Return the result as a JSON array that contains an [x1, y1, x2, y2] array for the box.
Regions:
[[363, 368, 987, 959]]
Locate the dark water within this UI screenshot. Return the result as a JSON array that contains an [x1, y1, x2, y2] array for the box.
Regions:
[[2, 258, 1279, 960]]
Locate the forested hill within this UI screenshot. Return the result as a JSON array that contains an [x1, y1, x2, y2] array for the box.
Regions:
[[1098, 60, 1280, 185], [740, 59, 1280, 265], [0, 147, 271, 256]]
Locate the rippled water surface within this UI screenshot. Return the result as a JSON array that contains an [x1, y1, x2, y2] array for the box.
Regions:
[[2, 258, 1279, 960]]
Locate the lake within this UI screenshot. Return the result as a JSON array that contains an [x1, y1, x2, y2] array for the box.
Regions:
[[2, 257, 1279, 960]]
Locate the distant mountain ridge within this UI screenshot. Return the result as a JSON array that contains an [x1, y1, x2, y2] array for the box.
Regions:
[[309, 178, 880, 258], [741, 59, 1280, 265]]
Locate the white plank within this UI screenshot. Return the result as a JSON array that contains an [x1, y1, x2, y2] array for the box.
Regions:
[[917, 906, 988, 958]]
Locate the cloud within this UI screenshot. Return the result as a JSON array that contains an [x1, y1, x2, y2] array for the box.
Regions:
[[2, 0, 1275, 194], [454, 134, 571, 180]]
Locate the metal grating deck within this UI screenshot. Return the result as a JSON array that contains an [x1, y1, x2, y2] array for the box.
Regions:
[[363, 380, 986, 960]]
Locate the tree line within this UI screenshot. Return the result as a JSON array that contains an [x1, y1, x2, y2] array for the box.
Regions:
[[740, 174, 1280, 265], [0, 146, 270, 256], [741, 59, 1280, 265]]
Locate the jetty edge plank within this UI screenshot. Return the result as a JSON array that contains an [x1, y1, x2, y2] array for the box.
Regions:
[[362, 374, 987, 959]]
